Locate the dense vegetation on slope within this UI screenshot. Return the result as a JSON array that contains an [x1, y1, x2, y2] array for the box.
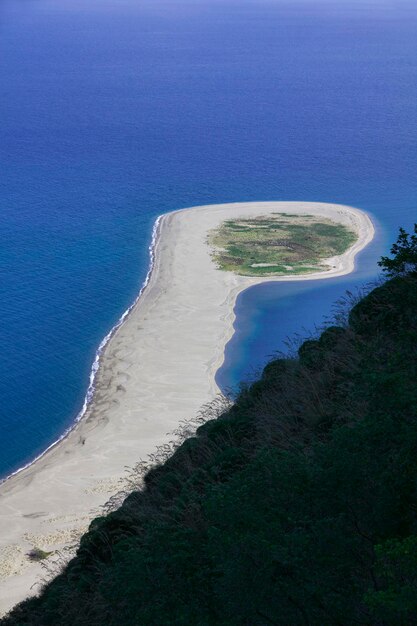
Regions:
[[4, 229, 417, 626]]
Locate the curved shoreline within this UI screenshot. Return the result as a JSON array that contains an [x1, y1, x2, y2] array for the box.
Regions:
[[0, 202, 374, 615], [0, 216, 164, 487], [185, 201, 375, 397]]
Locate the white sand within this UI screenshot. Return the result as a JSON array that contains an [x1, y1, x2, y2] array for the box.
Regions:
[[0, 202, 374, 615]]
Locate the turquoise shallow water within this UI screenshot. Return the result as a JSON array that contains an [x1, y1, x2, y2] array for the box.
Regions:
[[0, 0, 416, 478]]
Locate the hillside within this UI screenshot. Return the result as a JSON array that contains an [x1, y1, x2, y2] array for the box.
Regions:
[[3, 230, 417, 625]]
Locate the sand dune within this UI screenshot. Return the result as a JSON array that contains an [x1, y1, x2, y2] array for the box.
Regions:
[[0, 202, 374, 615]]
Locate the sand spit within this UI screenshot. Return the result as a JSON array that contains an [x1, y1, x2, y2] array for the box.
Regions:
[[0, 202, 374, 615]]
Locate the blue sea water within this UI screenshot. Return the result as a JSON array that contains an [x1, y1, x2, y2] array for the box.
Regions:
[[0, 0, 416, 479]]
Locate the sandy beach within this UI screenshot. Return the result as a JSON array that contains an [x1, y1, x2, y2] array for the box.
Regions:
[[0, 201, 374, 615]]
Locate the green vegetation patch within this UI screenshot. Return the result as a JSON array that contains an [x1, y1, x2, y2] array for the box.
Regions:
[[26, 547, 53, 562], [209, 213, 357, 276]]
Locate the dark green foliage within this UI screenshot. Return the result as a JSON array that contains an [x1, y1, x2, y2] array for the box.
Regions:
[[3, 275, 417, 625], [365, 536, 417, 624], [378, 224, 417, 277]]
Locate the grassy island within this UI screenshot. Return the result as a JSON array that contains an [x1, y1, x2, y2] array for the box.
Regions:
[[209, 213, 357, 276]]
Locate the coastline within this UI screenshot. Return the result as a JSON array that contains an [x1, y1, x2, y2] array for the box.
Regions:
[[0, 216, 163, 488], [0, 201, 374, 615]]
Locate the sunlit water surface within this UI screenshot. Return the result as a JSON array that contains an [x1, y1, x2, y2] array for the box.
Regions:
[[0, 0, 416, 477]]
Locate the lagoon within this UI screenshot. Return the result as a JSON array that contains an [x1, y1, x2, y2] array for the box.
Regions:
[[0, 0, 416, 478]]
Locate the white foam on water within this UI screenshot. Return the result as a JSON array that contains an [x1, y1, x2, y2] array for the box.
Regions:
[[1, 214, 163, 485]]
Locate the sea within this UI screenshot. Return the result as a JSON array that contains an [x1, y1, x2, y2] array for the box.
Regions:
[[0, 0, 416, 479]]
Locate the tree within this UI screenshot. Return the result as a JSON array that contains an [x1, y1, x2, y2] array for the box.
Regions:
[[378, 225, 417, 277], [365, 536, 417, 625]]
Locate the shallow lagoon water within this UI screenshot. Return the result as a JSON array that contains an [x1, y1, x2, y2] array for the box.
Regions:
[[0, 0, 416, 478], [216, 228, 384, 392], [216, 243, 380, 393]]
